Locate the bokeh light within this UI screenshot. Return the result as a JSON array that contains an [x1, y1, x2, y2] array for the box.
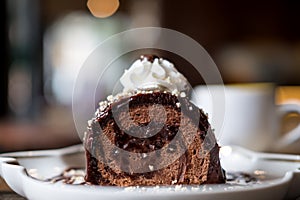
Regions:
[[87, 0, 120, 18]]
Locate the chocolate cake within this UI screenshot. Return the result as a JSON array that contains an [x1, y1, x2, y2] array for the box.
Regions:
[[84, 55, 226, 186]]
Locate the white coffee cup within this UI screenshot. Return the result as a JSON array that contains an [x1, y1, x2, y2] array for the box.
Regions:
[[192, 83, 300, 152]]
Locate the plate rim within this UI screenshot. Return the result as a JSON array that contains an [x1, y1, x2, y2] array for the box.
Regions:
[[1, 145, 300, 199]]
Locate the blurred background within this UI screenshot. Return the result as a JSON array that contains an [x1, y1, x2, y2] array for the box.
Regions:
[[1, 0, 300, 153]]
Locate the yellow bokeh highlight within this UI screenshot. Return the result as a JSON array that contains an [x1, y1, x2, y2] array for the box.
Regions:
[[87, 0, 120, 18]]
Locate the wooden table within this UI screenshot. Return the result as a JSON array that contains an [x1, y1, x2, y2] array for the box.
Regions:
[[0, 177, 25, 199]]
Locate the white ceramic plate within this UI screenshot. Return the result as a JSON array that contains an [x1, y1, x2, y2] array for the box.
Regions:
[[0, 145, 299, 200]]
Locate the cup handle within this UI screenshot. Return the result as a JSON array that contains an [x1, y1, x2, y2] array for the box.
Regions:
[[276, 103, 300, 149]]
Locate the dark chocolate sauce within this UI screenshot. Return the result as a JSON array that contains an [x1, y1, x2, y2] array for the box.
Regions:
[[45, 168, 87, 185], [226, 172, 257, 184], [43, 168, 258, 186]]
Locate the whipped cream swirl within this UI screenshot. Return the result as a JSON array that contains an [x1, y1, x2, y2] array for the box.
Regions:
[[120, 56, 189, 95]]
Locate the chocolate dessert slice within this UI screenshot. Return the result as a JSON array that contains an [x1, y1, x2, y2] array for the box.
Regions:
[[84, 56, 226, 186]]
